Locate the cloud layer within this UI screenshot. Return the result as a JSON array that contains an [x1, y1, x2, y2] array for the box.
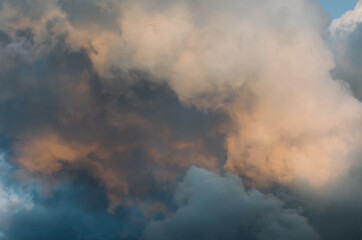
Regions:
[[0, 0, 362, 239]]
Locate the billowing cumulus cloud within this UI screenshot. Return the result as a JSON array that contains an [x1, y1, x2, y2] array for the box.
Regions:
[[143, 167, 318, 240], [1, 51, 226, 211], [330, 0, 362, 100], [0, 0, 362, 239]]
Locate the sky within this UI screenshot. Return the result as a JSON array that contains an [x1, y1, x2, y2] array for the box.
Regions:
[[320, 0, 358, 18], [0, 0, 362, 240]]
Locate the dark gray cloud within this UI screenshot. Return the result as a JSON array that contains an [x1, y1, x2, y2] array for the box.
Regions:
[[1, 172, 142, 240], [299, 156, 362, 240], [143, 167, 318, 240]]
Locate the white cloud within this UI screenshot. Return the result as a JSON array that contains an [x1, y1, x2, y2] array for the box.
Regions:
[[330, 0, 362, 36]]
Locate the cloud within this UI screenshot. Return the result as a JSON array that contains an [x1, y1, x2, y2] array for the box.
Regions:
[[0, 44, 226, 211], [0, 0, 362, 239], [0, 154, 33, 238], [1, 173, 144, 240], [1, 0, 359, 199], [143, 167, 318, 240], [60, 0, 362, 189], [329, 0, 362, 100], [330, 1, 362, 36]]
